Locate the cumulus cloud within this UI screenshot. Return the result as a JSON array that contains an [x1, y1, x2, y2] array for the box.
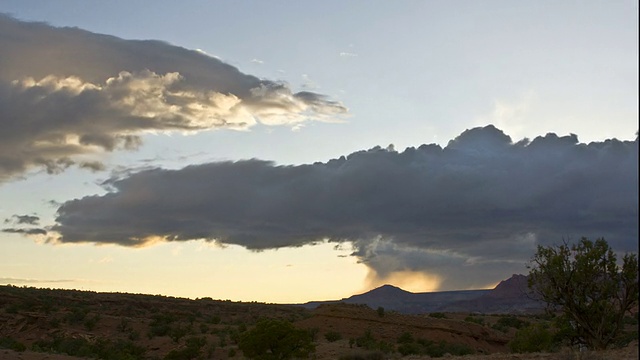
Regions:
[[45, 126, 638, 290], [0, 15, 347, 182], [5, 214, 40, 225], [2, 214, 48, 235], [78, 161, 107, 172], [2, 227, 48, 235]]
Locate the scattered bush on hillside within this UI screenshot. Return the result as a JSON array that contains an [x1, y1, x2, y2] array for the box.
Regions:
[[325, 330, 342, 342], [396, 335, 473, 358], [239, 318, 315, 360], [397, 331, 414, 344], [84, 314, 100, 331], [170, 324, 191, 343], [307, 327, 319, 341], [148, 313, 177, 338], [117, 318, 131, 333], [376, 306, 385, 317], [199, 323, 210, 334], [355, 330, 375, 349], [0, 337, 26, 352], [338, 351, 385, 360], [428, 312, 447, 319], [64, 306, 89, 324], [508, 323, 555, 353], [397, 342, 422, 356], [464, 316, 484, 325], [32, 336, 146, 359], [623, 314, 638, 325], [49, 317, 61, 328], [207, 315, 221, 324], [492, 316, 530, 333], [218, 333, 227, 348], [164, 336, 206, 360]]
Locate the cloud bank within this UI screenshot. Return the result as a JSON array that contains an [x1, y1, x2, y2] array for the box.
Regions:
[[47, 126, 638, 289], [0, 14, 346, 181]]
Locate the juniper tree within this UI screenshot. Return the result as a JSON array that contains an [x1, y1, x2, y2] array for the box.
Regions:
[[528, 237, 638, 350]]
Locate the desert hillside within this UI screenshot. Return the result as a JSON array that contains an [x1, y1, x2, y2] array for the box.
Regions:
[[0, 285, 637, 360]]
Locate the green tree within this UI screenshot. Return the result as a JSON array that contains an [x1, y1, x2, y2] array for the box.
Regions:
[[239, 319, 315, 360], [528, 237, 638, 350]]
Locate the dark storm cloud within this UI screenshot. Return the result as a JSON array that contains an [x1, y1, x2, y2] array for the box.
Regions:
[[50, 126, 638, 289], [0, 14, 347, 182]]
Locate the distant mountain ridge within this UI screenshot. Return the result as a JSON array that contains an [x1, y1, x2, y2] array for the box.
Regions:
[[299, 274, 544, 314]]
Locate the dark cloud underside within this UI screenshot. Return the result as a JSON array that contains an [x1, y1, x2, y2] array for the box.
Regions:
[[49, 126, 639, 289]]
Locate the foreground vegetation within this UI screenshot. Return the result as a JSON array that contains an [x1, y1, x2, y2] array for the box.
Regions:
[[528, 237, 638, 350], [0, 284, 636, 359]]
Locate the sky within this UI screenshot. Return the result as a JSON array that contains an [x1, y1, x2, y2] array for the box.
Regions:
[[0, 1, 638, 303]]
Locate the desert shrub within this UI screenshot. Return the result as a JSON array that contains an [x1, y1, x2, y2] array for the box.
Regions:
[[239, 318, 315, 359], [439, 342, 474, 357], [508, 323, 555, 353], [397, 342, 422, 356], [206, 343, 217, 357], [376, 307, 385, 317], [117, 318, 131, 332], [148, 313, 177, 338], [238, 322, 248, 333], [376, 340, 395, 354], [208, 315, 221, 324], [97, 339, 147, 360], [170, 324, 190, 343], [164, 336, 206, 360], [228, 327, 242, 344], [33, 337, 92, 357], [418, 339, 473, 357], [128, 330, 140, 341], [464, 315, 484, 325], [325, 331, 342, 342], [615, 329, 639, 348], [84, 314, 100, 331], [338, 350, 385, 360], [398, 337, 473, 357], [0, 337, 27, 352], [32, 336, 145, 359], [623, 314, 638, 325], [354, 330, 394, 353], [428, 312, 447, 319], [227, 348, 237, 357], [65, 307, 89, 324], [492, 316, 530, 333], [307, 327, 319, 341], [497, 316, 529, 329], [397, 331, 414, 344], [49, 317, 61, 328], [355, 330, 377, 350], [199, 323, 210, 334], [218, 333, 228, 348], [5, 303, 19, 314]]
